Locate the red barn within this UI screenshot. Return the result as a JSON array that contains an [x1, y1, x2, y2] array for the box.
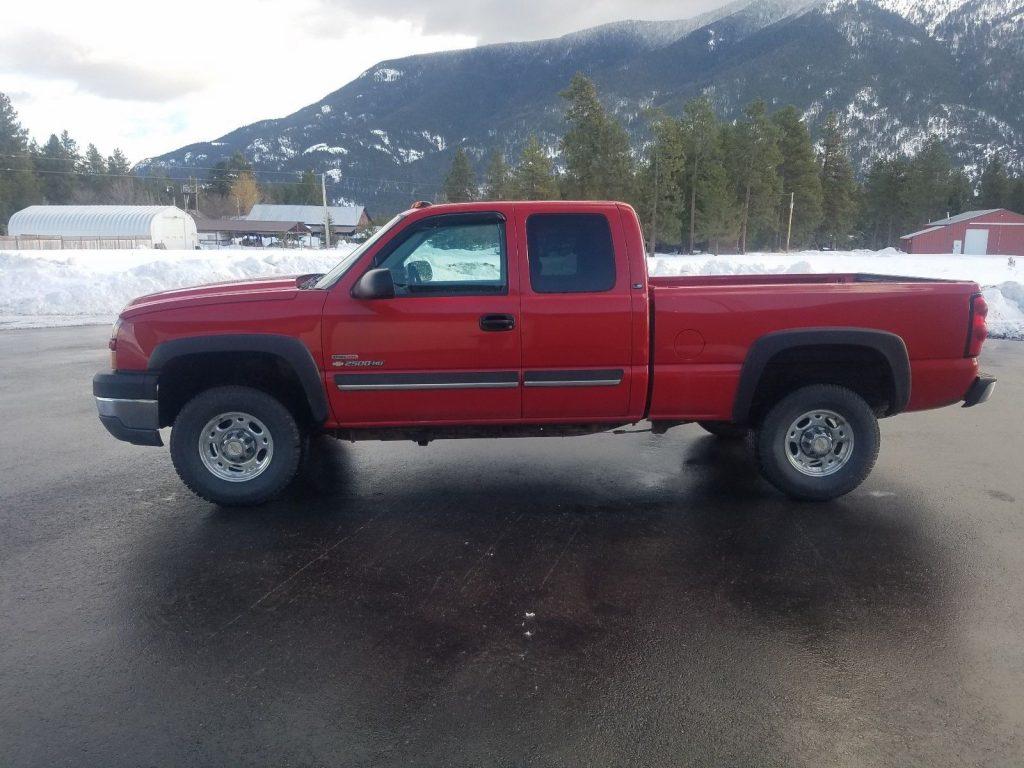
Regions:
[[900, 208, 1024, 255]]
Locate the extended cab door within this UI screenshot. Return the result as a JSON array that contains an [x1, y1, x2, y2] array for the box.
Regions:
[[515, 205, 637, 421], [322, 211, 522, 425]]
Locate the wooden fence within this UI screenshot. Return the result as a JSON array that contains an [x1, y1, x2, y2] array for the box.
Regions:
[[0, 235, 153, 250]]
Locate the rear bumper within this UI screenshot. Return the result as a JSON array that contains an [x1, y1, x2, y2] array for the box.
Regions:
[[93, 372, 162, 446], [962, 374, 996, 408]]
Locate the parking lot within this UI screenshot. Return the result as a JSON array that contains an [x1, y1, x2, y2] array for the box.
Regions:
[[1, 325, 1022, 767]]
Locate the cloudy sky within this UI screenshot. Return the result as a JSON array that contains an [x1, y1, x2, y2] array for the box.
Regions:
[[0, 0, 723, 162]]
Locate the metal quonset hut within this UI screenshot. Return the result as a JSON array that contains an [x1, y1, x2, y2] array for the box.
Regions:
[[900, 209, 1024, 256], [8, 205, 198, 249]]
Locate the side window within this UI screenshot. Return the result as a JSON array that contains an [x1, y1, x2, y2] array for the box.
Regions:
[[527, 213, 616, 294], [376, 217, 507, 296]]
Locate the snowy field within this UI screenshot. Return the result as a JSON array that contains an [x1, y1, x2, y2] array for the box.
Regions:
[[0, 246, 1021, 339]]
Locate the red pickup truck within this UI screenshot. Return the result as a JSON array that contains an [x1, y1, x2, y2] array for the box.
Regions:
[[94, 200, 995, 506]]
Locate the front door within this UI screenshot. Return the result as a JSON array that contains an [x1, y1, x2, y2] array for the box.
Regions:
[[323, 211, 521, 425], [515, 207, 634, 421]]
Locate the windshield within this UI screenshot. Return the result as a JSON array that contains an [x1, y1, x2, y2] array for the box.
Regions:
[[314, 213, 407, 289]]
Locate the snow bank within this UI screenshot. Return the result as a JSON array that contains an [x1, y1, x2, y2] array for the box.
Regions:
[[0, 246, 1021, 339], [0, 248, 349, 329]]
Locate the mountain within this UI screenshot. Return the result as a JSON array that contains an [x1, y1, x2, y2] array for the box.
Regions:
[[138, 0, 1024, 213]]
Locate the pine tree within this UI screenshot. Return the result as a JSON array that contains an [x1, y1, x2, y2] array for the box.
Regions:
[[772, 106, 822, 249], [274, 170, 321, 205], [0, 93, 42, 233], [1010, 178, 1024, 215], [978, 155, 1011, 209], [636, 113, 686, 251], [728, 100, 782, 252], [443, 148, 476, 202], [107, 149, 131, 175], [559, 73, 633, 200], [510, 136, 559, 200], [697, 151, 739, 256], [947, 168, 974, 216], [84, 144, 106, 175], [82, 143, 107, 197], [102, 148, 136, 204], [208, 152, 252, 198], [36, 133, 77, 204], [906, 137, 954, 226], [680, 97, 719, 252], [862, 157, 908, 247], [482, 150, 511, 200], [818, 112, 857, 249]]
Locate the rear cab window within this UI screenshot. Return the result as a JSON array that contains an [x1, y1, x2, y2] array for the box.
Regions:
[[526, 213, 616, 294]]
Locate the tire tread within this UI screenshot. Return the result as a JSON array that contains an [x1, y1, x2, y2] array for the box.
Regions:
[[169, 385, 301, 506]]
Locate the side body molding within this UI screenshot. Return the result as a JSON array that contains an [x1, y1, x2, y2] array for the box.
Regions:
[[732, 327, 911, 425], [148, 334, 330, 424]]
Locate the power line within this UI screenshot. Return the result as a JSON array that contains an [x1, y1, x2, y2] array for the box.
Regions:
[[0, 152, 445, 188], [0, 165, 442, 192]]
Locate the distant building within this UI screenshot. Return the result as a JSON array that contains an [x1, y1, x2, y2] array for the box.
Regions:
[[900, 209, 1024, 256], [245, 204, 370, 237], [6, 205, 198, 249], [193, 216, 311, 248]]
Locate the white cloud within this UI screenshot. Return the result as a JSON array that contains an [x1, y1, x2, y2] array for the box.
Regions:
[[0, 0, 725, 161], [317, 0, 728, 41], [0, 0, 475, 160]]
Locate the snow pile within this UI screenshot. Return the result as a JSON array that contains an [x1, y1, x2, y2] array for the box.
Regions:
[[0, 248, 349, 328], [0, 246, 1021, 339]]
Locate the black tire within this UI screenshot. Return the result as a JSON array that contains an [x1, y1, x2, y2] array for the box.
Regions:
[[697, 421, 749, 439], [754, 384, 879, 501], [170, 386, 301, 506]]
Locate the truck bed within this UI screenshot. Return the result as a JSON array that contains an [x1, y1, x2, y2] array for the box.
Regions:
[[646, 272, 981, 421]]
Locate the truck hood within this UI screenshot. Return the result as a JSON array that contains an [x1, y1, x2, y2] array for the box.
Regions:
[[121, 275, 308, 318]]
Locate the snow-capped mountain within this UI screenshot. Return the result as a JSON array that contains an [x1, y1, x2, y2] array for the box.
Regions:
[[139, 0, 1024, 212]]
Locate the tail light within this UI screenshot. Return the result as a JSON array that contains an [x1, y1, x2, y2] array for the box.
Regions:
[[964, 293, 988, 358], [108, 318, 122, 369]]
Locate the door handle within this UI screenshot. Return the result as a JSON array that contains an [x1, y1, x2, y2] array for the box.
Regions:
[[479, 313, 516, 332]]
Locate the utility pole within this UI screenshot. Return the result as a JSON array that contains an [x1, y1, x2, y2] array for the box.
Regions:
[[321, 173, 332, 249], [785, 191, 795, 253], [194, 176, 200, 215]]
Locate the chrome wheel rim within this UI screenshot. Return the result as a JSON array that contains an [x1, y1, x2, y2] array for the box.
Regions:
[[199, 411, 274, 482], [784, 409, 854, 477]]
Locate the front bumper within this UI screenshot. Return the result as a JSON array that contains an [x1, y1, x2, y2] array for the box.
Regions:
[[962, 374, 996, 408], [93, 372, 162, 446]]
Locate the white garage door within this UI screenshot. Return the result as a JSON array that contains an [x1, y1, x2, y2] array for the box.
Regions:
[[963, 228, 989, 255]]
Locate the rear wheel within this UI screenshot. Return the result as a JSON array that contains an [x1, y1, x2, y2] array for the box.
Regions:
[[170, 386, 301, 506], [697, 421, 749, 440], [754, 384, 879, 501]]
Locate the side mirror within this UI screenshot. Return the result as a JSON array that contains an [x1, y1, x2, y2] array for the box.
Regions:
[[352, 268, 395, 300]]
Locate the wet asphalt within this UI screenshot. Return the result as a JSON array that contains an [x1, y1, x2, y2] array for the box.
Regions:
[[0, 325, 1022, 767]]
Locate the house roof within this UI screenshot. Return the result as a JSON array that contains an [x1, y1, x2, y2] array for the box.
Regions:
[[245, 204, 366, 228], [927, 209, 1000, 226], [900, 225, 943, 240], [194, 217, 310, 235]]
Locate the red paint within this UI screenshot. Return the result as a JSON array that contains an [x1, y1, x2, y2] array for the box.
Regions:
[[901, 208, 1024, 255], [113, 200, 989, 429]]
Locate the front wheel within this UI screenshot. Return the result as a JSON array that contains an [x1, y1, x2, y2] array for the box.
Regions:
[[170, 386, 301, 506], [754, 384, 879, 501]]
